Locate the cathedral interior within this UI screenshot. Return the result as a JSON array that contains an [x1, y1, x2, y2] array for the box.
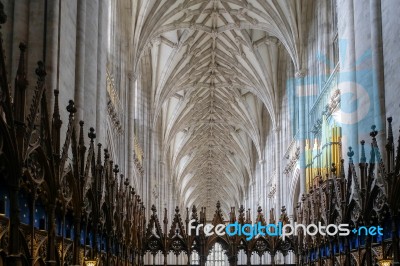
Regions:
[[0, 0, 399, 265]]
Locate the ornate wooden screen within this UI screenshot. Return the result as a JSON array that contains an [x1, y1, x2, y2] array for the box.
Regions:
[[142, 202, 295, 266], [294, 123, 400, 265]]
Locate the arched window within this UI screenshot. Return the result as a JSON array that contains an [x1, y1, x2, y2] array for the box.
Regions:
[[191, 250, 199, 265], [205, 243, 228, 266]]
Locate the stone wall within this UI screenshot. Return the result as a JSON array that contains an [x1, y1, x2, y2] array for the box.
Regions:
[[2, 0, 139, 185], [382, 0, 400, 138]]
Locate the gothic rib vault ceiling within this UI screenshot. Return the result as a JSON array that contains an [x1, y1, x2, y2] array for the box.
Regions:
[[127, 0, 305, 219]]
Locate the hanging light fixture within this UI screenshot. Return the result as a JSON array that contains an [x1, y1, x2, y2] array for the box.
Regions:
[[378, 259, 392, 266], [84, 259, 97, 266]]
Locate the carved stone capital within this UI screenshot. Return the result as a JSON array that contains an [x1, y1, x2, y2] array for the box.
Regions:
[[152, 36, 161, 47], [295, 69, 307, 78], [273, 126, 281, 132], [266, 36, 279, 45]]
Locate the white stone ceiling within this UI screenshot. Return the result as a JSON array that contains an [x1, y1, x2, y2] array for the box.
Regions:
[[128, 0, 305, 218]]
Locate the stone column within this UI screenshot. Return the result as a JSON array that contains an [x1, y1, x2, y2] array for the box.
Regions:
[[296, 70, 307, 195], [83, 0, 99, 128], [123, 74, 130, 179], [128, 74, 136, 187], [250, 182, 254, 216], [74, 0, 86, 123], [43, 0, 59, 110], [151, 37, 161, 102], [11, 0, 29, 92], [96, 0, 108, 144], [274, 127, 281, 211], [259, 159, 265, 209], [45, 0, 61, 106], [168, 181, 173, 217], [337, 0, 358, 162], [26, 0, 45, 104], [369, 0, 386, 149], [266, 149, 271, 211], [149, 122, 160, 208], [159, 161, 165, 208], [318, 0, 329, 78], [137, 71, 150, 208]]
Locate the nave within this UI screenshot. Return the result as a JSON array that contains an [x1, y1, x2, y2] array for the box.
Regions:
[[1, 0, 400, 265]]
